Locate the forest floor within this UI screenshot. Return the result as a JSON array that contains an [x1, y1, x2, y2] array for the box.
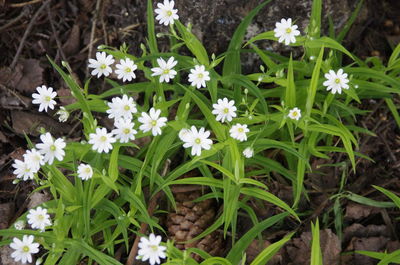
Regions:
[[0, 0, 400, 264]]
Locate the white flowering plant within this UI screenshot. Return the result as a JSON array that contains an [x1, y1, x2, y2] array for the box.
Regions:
[[1, 0, 400, 264]]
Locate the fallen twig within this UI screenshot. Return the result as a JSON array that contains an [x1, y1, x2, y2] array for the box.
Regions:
[[0, 7, 28, 32], [10, 0, 51, 69], [46, 4, 67, 62], [86, 0, 102, 77], [9, 0, 43, 8]]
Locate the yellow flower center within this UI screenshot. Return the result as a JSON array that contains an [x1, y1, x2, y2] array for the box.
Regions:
[[292, 111, 298, 117], [198, 73, 203, 79], [223, 108, 229, 114], [85, 167, 91, 174], [50, 145, 56, 151], [123, 128, 130, 134], [38, 214, 44, 221], [22, 246, 30, 253], [124, 105, 130, 111], [125, 67, 131, 73], [24, 167, 31, 173], [150, 245, 158, 252], [238, 128, 244, 133], [45, 96, 51, 102], [151, 120, 157, 126], [286, 28, 292, 33], [100, 64, 107, 69], [335, 78, 341, 84], [163, 69, 170, 74], [100, 136, 107, 142], [167, 10, 172, 16], [195, 138, 201, 144]]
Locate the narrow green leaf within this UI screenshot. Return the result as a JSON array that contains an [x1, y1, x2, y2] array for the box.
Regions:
[[223, 0, 271, 76], [250, 232, 294, 265], [226, 213, 289, 264], [175, 21, 209, 66], [310, 219, 323, 265]]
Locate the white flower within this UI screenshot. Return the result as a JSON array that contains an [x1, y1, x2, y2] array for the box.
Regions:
[[178, 128, 192, 142], [212, 98, 237, 123], [115, 58, 137, 82], [14, 220, 25, 230], [56, 107, 69, 122], [35, 133, 66, 165], [88, 128, 116, 153], [88, 51, 115, 78], [151, 57, 178, 83], [188, 65, 210, 89], [181, 126, 212, 156], [12, 159, 35, 181], [106, 95, 137, 120], [323, 69, 350, 94], [155, 0, 179, 26], [77, 163, 93, 181], [288, 107, 301, 121], [112, 119, 138, 143], [137, 233, 167, 265], [23, 149, 44, 172], [27, 207, 51, 231], [274, 18, 300, 45], [10, 235, 40, 264], [138, 108, 167, 136], [243, 147, 254, 158], [230, 124, 249, 142], [32, 85, 57, 112]]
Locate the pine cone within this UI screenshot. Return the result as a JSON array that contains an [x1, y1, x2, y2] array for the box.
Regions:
[[166, 189, 224, 261]]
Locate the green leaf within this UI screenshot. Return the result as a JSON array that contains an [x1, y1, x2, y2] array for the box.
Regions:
[[241, 187, 299, 221], [175, 21, 209, 66], [226, 212, 289, 264], [221, 74, 268, 114], [344, 192, 395, 208], [305, 37, 355, 60], [305, 47, 324, 130], [310, 219, 323, 265], [294, 139, 308, 208], [356, 250, 400, 263], [223, 0, 271, 76], [147, 0, 158, 54], [373, 185, 400, 209], [337, 0, 364, 43], [285, 55, 296, 108], [178, 84, 225, 140], [200, 258, 232, 265], [250, 232, 294, 265]]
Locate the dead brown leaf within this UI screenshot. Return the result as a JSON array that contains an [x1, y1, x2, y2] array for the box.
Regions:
[[343, 223, 391, 243], [345, 202, 380, 220], [63, 24, 81, 56], [0, 64, 23, 88], [15, 59, 44, 93], [11, 111, 71, 136], [285, 229, 341, 265], [0, 203, 13, 229], [58, 87, 76, 105]]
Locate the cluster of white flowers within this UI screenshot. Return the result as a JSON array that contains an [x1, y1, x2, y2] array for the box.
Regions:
[[9, 207, 52, 263], [89, 52, 211, 89], [137, 233, 167, 265], [12, 133, 65, 183], [88, 94, 168, 154]]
